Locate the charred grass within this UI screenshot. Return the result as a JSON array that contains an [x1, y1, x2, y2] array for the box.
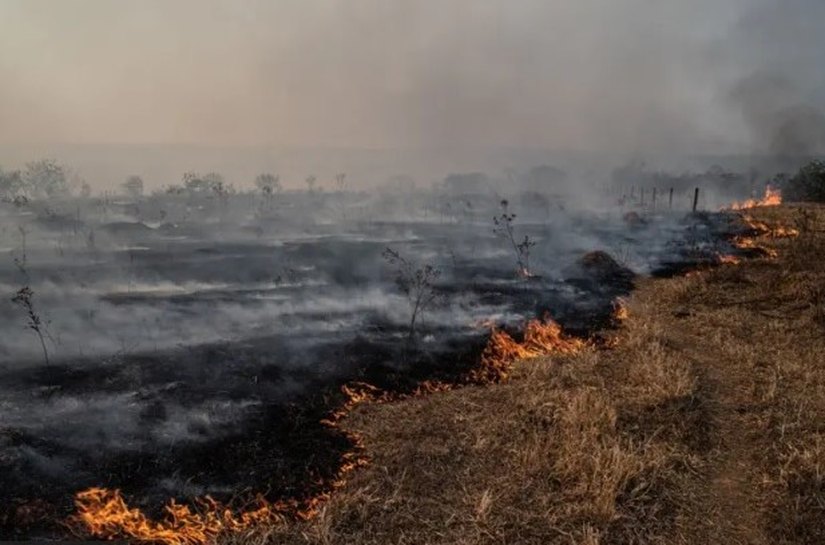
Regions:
[[230, 205, 825, 545]]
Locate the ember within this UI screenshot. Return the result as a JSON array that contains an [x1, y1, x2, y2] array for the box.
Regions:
[[612, 298, 629, 322], [741, 214, 800, 239], [733, 236, 779, 259], [716, 254, 742, 265]]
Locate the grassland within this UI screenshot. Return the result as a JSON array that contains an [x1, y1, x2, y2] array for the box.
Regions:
[[237, 205, 825, 545]]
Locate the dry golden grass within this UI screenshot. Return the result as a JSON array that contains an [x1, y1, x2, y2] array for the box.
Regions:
[[227, 204, 825, 545]]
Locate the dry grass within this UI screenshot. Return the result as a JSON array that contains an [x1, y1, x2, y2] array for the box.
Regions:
[[227, 204, 825, 545]]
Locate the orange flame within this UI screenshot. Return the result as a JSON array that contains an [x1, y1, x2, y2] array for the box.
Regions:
[[72, 489, 291, 545], [728, 186, 782, 210], [611, 298, 629, 322], [70, 315, 590, 544], [741, 214, 799, 239], [716, 254, 741, 265], [732, 236, 779, 259], [71, 380, 381, 545], [471, 317, 585, 383]]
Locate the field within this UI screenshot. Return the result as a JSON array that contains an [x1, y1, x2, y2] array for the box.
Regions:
[[0, 186, 801, 542], [247, 204, 825, 545]]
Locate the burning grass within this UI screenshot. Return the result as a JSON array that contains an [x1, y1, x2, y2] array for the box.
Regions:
[[72, 489, 289, 545], [69, 315, 589, 544], [470, 317, 586, 384], [728, 186, 783, 210], [66, 205, 825, 545], [227, 204, 825, 544], [716, 253, 742, 265], [248, 290, 704, 545]]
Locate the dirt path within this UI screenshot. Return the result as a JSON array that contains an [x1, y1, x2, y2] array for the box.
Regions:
[[683, 348, 769, 545]]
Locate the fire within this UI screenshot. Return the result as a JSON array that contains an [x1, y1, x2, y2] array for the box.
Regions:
[[732, 236, 779, 259], [71, 314, 592, 544], [72, 448, 371, 545], [612, 298, 629, 322], [72, 489, 290, 545], [728, 186, 783, 210], [72, 381, 380, 545], [741, 215, 800, 239], [471, 317, 585, 383], [771, 225, 800, 238], [716, 254, 741, 265]]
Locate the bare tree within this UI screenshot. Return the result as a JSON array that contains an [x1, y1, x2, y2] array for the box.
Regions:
[[493, 199, 536, 277], [12, 287, 50, 365], [382, 247, 441, 354]]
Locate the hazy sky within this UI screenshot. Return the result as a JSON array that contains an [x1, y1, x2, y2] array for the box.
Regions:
[[0, 0, 822, 156]]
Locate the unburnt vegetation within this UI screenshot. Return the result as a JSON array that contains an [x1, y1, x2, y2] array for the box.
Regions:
[[243, 205, 825, 545]]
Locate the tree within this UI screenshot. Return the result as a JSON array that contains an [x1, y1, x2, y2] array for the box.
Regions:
[[122, 175, 144, 198], [493, 199, 536, 277], [23, 159, 70, 198], [182, 171, 225, 194], [784, 160, 825, 202], [203, 172, 226, 191], [382, 247, 441, 354], [0, 167, 23, 199], [254, 173, 281, 195], [305, 175, 317, 193]]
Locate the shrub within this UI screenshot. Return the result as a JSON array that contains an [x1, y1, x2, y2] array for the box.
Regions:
[[784, 160, 825, 202]]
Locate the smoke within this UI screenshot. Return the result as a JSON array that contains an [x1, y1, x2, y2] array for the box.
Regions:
[[725, 0, 825, 157], [0, 4, 781, 157], [1, 0, 823, 189]]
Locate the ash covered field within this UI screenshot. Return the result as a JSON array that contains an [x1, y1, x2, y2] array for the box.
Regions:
[[0, 176, 751, 538]]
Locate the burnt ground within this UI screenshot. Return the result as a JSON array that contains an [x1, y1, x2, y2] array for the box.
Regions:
[[0, 209, 749, 540], [255, 204, 825, 545], [0, 273, 626, 539]]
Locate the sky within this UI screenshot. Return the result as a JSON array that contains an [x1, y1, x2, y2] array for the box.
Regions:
[[0, 0, 823, 187]]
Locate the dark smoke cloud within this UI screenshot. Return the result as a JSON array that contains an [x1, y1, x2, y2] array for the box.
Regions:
[[726, 0, 825, 157]]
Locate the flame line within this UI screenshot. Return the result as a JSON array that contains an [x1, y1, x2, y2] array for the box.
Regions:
[[69, 315, 592, 544]]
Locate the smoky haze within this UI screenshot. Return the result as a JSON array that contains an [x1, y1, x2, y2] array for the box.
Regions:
[[0, 0, 823, 189], [4, 0, 822, 525]]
